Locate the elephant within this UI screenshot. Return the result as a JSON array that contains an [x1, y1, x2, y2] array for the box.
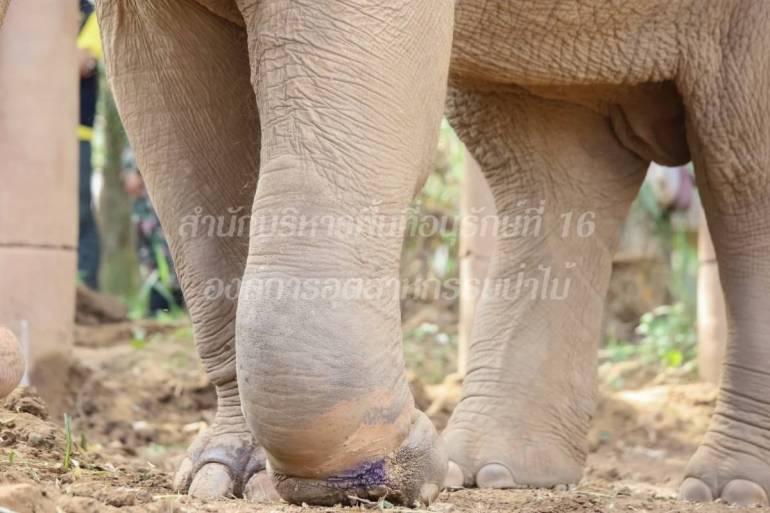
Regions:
[[94, 0, 770, 508]]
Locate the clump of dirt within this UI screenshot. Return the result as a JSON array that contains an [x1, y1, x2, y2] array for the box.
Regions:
[[4, 387, 50, 420], [0, 384, 172, 512], [75, 284, 129, 326], [592, 383, 716, 453], [0, 323, 755, 513], [74, 320, 183, 349]]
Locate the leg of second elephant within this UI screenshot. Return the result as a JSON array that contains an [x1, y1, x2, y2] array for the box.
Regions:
[[445, 88, 647, 489], [679, 157, 770, 507], [678, 22, 770, 504], [232, 0, 454, 507]]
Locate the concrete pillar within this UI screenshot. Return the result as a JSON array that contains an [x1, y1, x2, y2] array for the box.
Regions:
[[0, 1, 78, 404], [457, 149, 496, 376], [697, 213, 728, 384]]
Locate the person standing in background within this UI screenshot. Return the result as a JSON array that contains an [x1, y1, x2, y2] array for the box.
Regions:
[[77, 0, 101, 289], [122, 150, 184, 316]]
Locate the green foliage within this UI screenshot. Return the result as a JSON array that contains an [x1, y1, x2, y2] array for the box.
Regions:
[[401, 121, 464, 383], [636, 173, 699, 313], [669, 226, 698, 313], [610, 168, 699, 370], [62, 414, 74, 471], [607, 303, 697, 369], [171, 323, 194, 341], [401, 120, 464, 285], [636, 182, 665, 231], [150, 243, 182, 315], [127, 279, 152, 319], [130, 325, 147, 350], [403, 322, 458, 384], [127, 241, 183, 320], [94, 68, 142, 299]]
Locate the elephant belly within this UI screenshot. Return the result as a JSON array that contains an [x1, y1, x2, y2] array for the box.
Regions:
[[450, 0, 702, 89]]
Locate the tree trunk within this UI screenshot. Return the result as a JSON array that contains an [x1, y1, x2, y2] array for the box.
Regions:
[[0, 0, 78, 406], [457, 149, 496, 376], [697, 212, 728, 384], [96, 78, 140, 299]]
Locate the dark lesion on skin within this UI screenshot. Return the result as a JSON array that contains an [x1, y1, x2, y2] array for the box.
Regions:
[[272, 458, 389, 489], [325, 458, 389, 487], [272, 457, 401, 506]]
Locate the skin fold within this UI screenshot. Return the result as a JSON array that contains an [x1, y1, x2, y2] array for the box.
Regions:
[[95, 0, 770, 507]]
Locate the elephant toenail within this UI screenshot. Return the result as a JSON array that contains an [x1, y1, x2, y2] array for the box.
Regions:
[[189, 463, 235, 499], [444, 461, 465, 488], [419, 483, 440, 505], [173, 457, 193, 492], [244, 471, 280, 502], [476, 463, 517, 489], [720, 479, 769, 506], [679, 477, 714, 502]]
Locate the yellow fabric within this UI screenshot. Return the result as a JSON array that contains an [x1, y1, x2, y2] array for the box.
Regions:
[[78, 125, 94, 142], [77, 13, 102, 61]]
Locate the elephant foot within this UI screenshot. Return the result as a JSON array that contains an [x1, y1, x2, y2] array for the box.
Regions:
[[173, 415, 278, 501], [679, 431, 770, 506], [441, 398, 585, 490], [269, 410, 446, 507], [442, 438, 583, 490]]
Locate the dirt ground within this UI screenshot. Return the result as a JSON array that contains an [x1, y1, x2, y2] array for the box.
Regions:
[[0, 322, 761, 513]]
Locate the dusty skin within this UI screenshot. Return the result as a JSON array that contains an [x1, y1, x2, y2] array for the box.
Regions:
[[88, 0, 770, 507], [0, 328, 761, 513], [0, 328, 24, 399]]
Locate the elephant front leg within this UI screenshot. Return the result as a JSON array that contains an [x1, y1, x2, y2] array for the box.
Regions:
[[97, 1, 272, 500], [444, 88, 647, 489], [233, 0, 454, 506], [679, 175, 770, 508], [678, 23, 770, 506]]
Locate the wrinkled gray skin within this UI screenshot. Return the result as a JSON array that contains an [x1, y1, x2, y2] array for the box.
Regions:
[[97, 0, 770, 508]]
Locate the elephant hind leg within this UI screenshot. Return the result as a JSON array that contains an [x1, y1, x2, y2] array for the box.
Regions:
[[444, 86, 647, 489], [97, 0, 273, 501], [677, 10, 770, 506]]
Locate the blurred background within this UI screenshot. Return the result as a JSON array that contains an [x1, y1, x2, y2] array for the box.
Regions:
[[85, 104, 714, 388]]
